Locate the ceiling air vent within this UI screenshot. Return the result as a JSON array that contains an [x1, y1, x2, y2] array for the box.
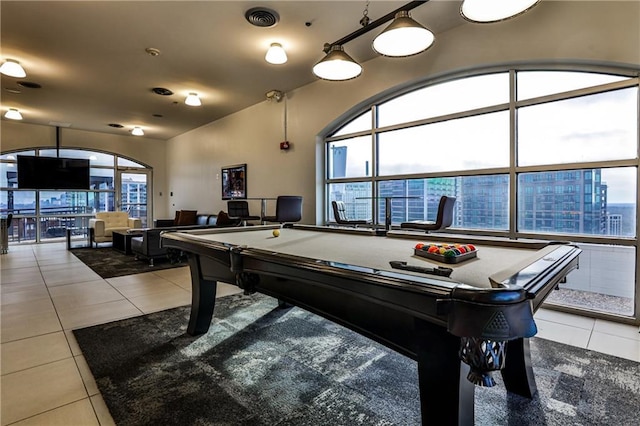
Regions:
[[17, 81, 42, 89], [152, 87, 173, 96], [245, 7, 279, 28]]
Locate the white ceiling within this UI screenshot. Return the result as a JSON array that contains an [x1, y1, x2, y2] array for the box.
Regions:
[[1, 1, 465, 140]]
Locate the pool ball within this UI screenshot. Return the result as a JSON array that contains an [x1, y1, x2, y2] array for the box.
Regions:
[[272, 229, 280, 237]]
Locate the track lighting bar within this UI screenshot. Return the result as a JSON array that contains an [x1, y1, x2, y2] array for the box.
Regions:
[[322, 1, 428, 53]]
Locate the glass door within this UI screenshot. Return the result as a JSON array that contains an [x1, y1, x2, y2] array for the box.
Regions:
[[117, 170, 151, 227]]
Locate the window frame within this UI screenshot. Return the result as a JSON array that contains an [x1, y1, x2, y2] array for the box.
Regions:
[[0, 147, 152, 243], [323, 64, 640, 324]]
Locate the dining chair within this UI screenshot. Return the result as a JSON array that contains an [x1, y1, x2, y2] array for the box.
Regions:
[[261, 196, 303, 224], [331, 201, 371, 227], [400, 196, 456, 232], [228, 200, 260, 226]]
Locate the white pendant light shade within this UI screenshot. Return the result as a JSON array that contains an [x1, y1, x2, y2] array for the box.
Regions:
[[185, 92, 201, 106], [4, 108, 23, 120], [131, 126, 144, 136], [460, 0, 541, 23], [265, 43, 288, 64], [373, 11, 434, 57], [313, 45, 362, 81], [0, 59, 26, 78]]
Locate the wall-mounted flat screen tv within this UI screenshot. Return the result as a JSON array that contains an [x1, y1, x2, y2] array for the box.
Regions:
[[17, 155, 91, 190], [221, 163, 247, 200]]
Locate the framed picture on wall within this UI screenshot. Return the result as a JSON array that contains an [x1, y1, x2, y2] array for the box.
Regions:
[[221, 163, 247, 200]]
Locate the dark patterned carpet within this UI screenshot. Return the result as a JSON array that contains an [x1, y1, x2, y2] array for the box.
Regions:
[[73, 293, 640, 426], [71, 247, 187, 278]]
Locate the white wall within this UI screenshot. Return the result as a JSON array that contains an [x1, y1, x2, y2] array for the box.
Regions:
[[165, 1, 640, 223]]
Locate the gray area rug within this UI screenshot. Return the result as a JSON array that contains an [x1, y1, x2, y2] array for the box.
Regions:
[[73, 293, 640, 426], [71, 247, 186, 278]]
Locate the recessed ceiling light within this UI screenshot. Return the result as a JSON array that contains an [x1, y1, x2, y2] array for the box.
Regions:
[[108, 123, 124, 128], [145, 47, 161, 57], [152, 114, 163, 118]]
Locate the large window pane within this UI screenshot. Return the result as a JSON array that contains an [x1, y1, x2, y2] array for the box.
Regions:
[[0, 163, 18, 188], [121, 172, 148, 226], [40, 149, 114, 167], [377, 175, 508, 229], [117, 157, 146, 168], [378, 73, 509, 127], [378, 179, 456, 226], [517, 71, 630, 101], [328, 182, 372, 222], [91, 168, 114, 190], [328, 136, 372, 179], [39, 191, 92, 215], [1, 151, 35, 160], [378, 111, 509, 175], [1, 190, 36, 215], [331, 111, 372, 137], [90, 192, 115, 212], [546, 244, 635, 317], [517, 168, 636, 237], [518, 88, 638, 166]]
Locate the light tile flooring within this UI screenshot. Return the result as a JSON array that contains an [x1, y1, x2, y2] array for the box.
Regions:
[[1, 243, 639, 425]]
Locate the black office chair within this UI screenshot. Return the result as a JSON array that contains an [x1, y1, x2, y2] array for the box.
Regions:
[[331, 201, 371, 227], [400, 196, 456, 232], [227, 200, 260, 226], [262, 196, 303, 224]]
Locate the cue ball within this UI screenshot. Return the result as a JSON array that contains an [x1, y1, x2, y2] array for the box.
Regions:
[[272, 229, 280, 237]]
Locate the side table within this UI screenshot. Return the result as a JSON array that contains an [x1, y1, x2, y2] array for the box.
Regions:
[[66, 227, 90, 250], [112, 230, 143, 255]]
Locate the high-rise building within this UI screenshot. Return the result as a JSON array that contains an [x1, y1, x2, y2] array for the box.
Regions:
[[518, 169, 606, 235]]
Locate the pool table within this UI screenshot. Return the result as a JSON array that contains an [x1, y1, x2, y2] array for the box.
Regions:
[[161, 224, 581, 425]]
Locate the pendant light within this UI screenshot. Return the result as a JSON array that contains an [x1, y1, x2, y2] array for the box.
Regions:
[[265, 43, 288, 64], [313, 45, 362, 81], [372, 10, 434, 57], [460, 0, 541, 23]]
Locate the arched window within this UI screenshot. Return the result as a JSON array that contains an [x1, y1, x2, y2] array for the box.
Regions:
[[325, 66, 639, 321], [0, 148, 151, 244]]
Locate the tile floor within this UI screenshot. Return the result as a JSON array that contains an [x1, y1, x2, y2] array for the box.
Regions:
[[1, 242, 639, 425]]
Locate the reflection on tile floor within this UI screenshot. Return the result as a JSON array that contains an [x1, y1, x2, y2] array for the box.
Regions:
[[1, 243, 638, 424]]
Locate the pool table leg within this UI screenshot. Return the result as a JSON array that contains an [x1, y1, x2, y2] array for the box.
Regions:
[[501, 337, 537, 398], [187, 255, 217, 335], [415, 318, 475, 426]]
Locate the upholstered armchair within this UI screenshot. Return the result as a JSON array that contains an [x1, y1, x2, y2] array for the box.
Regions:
[[89, 211, 142, 247]]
